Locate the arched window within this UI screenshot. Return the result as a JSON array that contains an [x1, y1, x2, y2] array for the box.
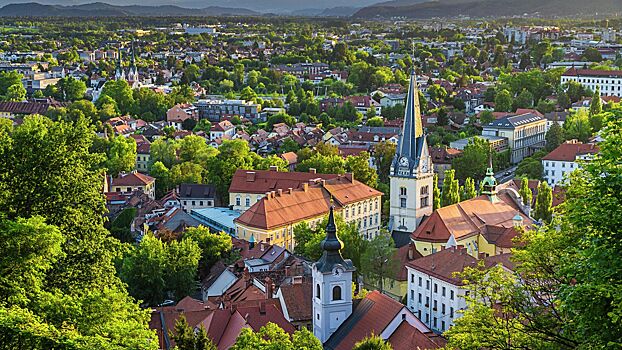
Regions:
[[332, 286, 342, 301], [316, 284, 321, 300], [400, 187, 407, 196]]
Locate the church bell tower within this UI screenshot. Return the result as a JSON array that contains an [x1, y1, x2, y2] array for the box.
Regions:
[[389, 69, 434, 233]]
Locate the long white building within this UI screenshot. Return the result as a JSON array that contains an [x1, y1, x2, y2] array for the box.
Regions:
[[542, 140, 599, 186], [561, 68, 622, 97]]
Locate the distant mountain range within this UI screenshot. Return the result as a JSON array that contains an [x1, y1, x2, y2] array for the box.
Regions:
[[0, 0, 620, 18], [0, 1, 260, 16], [354, 0, 622, 18]]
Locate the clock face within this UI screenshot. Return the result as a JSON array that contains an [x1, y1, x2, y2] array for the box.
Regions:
[[421, 159, 428, 172], [399, 157, 409, 167], [333, 268, 342, 276]]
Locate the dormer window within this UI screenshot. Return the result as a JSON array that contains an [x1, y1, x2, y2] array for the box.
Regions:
[[316, 284, 321, 300]]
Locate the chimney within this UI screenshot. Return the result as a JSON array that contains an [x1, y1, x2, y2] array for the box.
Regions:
[[265, 191, 271, 200], [320, 179, 326, 187], [264, 277, 273, 299], [288, 187, 293, 194], [408, 242, 415, 260], [261, 241, 266, 251], [246, 171, 256, 182], [277, 189, 283, 196], [309, 168, 317, 174], [269, 165, 278, 171], [345, 172, 354, 183], [270, 191, 276, 198], [259, 301, 266, 315], [478, 252, 487, 260], [302, 183, 308, 192]]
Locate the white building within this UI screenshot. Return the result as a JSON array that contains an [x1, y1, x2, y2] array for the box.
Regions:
[[389, 70, 434, 234], [406, 246, 514, 333], [561, 68, 622, 97], [542, 140, 599, 186]]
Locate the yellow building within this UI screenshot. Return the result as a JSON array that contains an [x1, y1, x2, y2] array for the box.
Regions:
[[109, 170, 156, 200], [482, 112, 547, 164], [411, 166, 532, 258], [234, 175, 382, 251]]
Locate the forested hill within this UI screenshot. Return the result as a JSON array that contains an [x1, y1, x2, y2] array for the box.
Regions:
[[353, 0, 622, 19], [0, 2, 260, 16]]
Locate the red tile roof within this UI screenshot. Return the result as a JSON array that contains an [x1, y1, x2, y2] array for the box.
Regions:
[[428, 146, 462, 165], [280, 151, 298, 165], [411, 194, 532, 243], [563, 67, 622, 77], [327, 291, 407, 350], [235, 176, 382, 230], [542, 141, 599, 162], [229, 169, 337, 194], [407, 246, 477, 285], [111, 171, 155, 186], [395, 243, 423, 281], [278, 282, 312, 321], [388, 321, 447, 350]]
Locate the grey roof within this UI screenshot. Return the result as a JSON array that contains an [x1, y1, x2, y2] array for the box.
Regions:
[[324, 298, 374, 350], [179, 183, 218, 200], [357, 126, 401, 134], [314, 207, 355, 274], [391, 70, 426, 175], [486, 113, 544, 129], [544, 111, 569, 122]]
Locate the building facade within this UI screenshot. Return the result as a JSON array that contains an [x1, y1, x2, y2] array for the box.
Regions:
[[482, 113, 546, 164], [389, 70, 434, 234], [561, 68, 622, 97], [542, 140, 599, 186]]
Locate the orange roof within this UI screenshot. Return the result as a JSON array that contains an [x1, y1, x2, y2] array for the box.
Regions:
[[279, 151, 298, 165], [112, 171, 155, 186], [542, 141, 598, 162], [407, 246, 478, 285], [412, 194, 532, 243], [235, 176, 382, 230], [388, 321, 446, 350], [229, 168, 338, 194]]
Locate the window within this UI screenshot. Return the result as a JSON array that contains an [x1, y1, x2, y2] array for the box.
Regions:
[[245, 197, 251, 207], [400, 187, 407, 196], [441, 321, 445, 331], [418, 310, 421, 319], [418, 293, 422, 303], [433, 317, 437, 328], [418, 277, 422, 287], [450, 307, 454, 318], [450, 290, 454, 300], [426, 296, 429, 306], [332, 286, 342, 301], [411, 274, 414, 283], [442, 286, 446, 297], [442, 303, 446, 314], [199, 201, 203, 206], [192, 201, 196, 206], [433, 300, 437, 310], [235, 197, 241, 206], [434, 283, 438, 293], [400, 198, 407, 208], [410, 290, 414, 300], [426, 280, 430, 290], [316, 284, 320, 299], [420, 197, 428, 207]]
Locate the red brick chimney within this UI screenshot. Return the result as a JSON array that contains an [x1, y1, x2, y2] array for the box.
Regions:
[[264, 277, 273, 299]]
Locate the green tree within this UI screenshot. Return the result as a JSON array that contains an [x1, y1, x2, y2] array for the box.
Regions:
[[433, 174, 441, 210], [99, 80, 135, 114], [590, 87, 602, 116], [178, 135, 217, 164], [5, 83, 26, 101], [453, 137, 489, 182], [533, 181, 552, 223], [120, 233, 200, 305], [150, 161, 172, 198], [0, 71, 23, 96], [361, 232, 397, 293], [374, 141, 396, 183], [193, 119, 212, 133], [545, 120, 565, 151], [514, 88, 534, 109], [516, 157, 544, 180], [564, 109, 592, 143], [352, 334, 393, 350], [345, 152, 378, 188], [366, 116, 384, 127], [519, 177, 533, 206], [151, 138, 179, 168], [57, 77, 87, 101], [183, 226, 233, 271], [171, 315, 217, 350], [479, 110, 495, 125], [297, 153, 346, 174], [207, 139, 256, 204], [462, 177, 477, 201], [69, 100, 99, 124], [170, 161, 204, 186], [494, 89, 513, 112], [441, 169, 460, 207], [107, 135, 137, 176]]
